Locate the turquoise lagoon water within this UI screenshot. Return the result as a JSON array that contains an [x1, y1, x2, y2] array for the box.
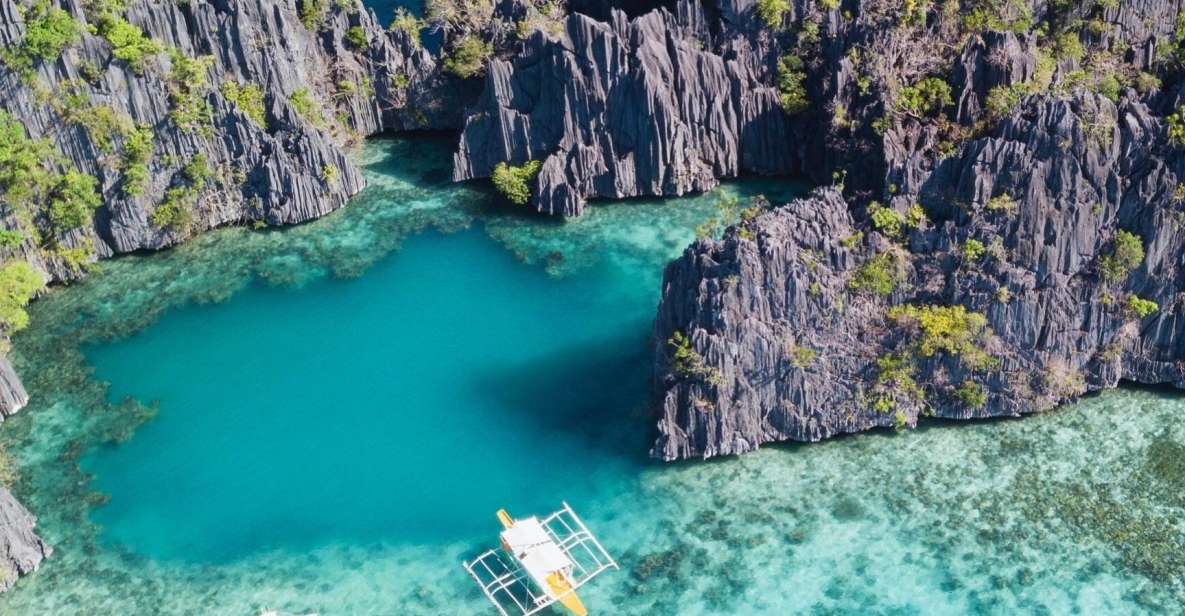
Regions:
[[2, 136, 1185, 614]]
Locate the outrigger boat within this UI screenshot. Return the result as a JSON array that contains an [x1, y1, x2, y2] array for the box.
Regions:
[[463, 502, 618, 616]]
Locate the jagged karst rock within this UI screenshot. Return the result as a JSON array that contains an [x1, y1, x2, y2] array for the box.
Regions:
[[453, 0, 793, 216], [0, 356, 27, 420], [0, 0, 456, 273], [0, 487, 50, 592], [653, 91, 1185, 461]]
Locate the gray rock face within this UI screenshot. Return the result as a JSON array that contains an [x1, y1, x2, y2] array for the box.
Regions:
[[0, 0, 449, 275], [653, 91, 1185, 460], [0, 356, 28, 420], [452, 0, 792, 215], [0, 486, 50, 592]]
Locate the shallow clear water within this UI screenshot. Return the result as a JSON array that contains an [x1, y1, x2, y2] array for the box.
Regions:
[[3, 136, 1185, 615]]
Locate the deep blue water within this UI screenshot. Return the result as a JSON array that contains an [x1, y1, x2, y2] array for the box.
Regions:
[[363, 0, 422, 24], [82, 226, 651, 562]]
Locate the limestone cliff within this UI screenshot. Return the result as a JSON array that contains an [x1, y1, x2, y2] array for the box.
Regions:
[[653, 88, 1185, 460], [452, 0, 792, 215], [0, 486, 49, 592]]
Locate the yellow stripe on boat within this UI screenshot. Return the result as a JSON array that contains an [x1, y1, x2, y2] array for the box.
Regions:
[[546, 571, 587, 616], [496, 509, 514, 529]]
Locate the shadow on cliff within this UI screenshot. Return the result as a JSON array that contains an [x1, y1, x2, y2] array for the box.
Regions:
[[467, 332, 659, 467]]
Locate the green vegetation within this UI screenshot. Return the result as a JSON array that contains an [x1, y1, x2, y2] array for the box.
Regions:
[[986, 193, 1016, 213], [906, 203, 926, 228], [5, 0, 83, 73], [995, 285, 1011, 303], [1134, 72, 1161, 94], [515, 1, 566, 39], [888, 304, 997, 370], [1127, 295, 1158, 319], [166, 49, 214, 131], [0, 230, 23, 249], [47, 170, 101, 236], [776, 54, 809, 114], [221, 81, 268, 128], [151, 153, 211, 231], [954, 380, 987, 409], [841, 231, 864, 248], [181, 153, 212, 188], [668, 331, 722, 385], [0, 260, 44, 332], [151, 187, 193, 229], [321, 163, 339, 185], [849, 252, 904, 296], [0, 110, 102, 244], [66, 103, 131, 154], [120, 124, 153, 197], [756, 0, 789, 28], [872, 352, 923, 415], [1168, 107, 1185, 147], [345, 26, 368, 49], [443, 35, 492, 79], [1099, 230, 1144, 283], [491, 160, 542, 206], [868, 201, 906, 238], [288, 88, 324, 126], [896, 77, 952, 117], [787, 343, 817, 369], [299, 0, 327, 30], [961, 0, 1034, 33], [97, 15, 163, 74], [390, 7, 422, 46], [962, 238, 986, 261]]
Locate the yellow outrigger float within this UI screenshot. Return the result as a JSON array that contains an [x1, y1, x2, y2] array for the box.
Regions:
[[463, 502, 618, 616]]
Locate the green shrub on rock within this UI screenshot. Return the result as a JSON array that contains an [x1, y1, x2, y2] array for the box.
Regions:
[[896, 77, 952, 117], [668, 330, 723, 385], [954, 380, 987, 409], [98, 16, 162, 74], [0, 260, 44, 332], [8, 0, 83, 72], [755, 0, 789, 28], [962, 238, 986, 261], [849, 252, 904, 297], [120, 124, 153, 196], [1127, 295, 1158, 319], [298, 0, 327, 30], [389, 8, 422, 46], [868, 201, 905, 238], [443, 35, 492, 79], [887, 304, 997, 370], [776, 54, 809, 114], [47, 170, 101, 236], [345, 26, 368, 49], [288, 88, 324, 125], [1168, 107, 1185, 147], [491, 160, 542, 206], [221, 81, 268, 128], [1099, 230, 1144, 283]]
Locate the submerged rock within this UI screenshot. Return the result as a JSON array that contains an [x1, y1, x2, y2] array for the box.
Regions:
[[0, 487, 50, 592]]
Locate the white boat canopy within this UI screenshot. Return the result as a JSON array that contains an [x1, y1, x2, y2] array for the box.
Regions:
[[463, 502, 618, 616]]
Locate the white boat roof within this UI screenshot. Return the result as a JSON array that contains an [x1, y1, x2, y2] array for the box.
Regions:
[[500, 517, 572, 583]]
